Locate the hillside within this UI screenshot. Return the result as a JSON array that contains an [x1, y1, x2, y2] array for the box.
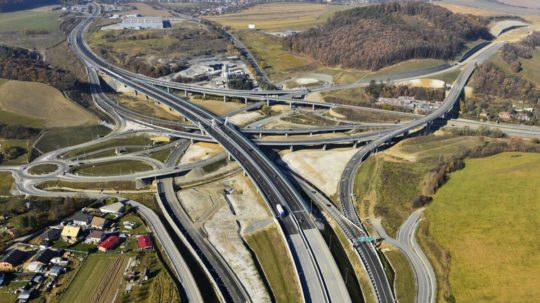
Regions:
[[0, 80, 98, 128], [283, 3, 492, 70], [0, 0, 57, 12]]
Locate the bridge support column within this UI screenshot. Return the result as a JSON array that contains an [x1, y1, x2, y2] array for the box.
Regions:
[[266, 99, 270, 106], [190, 139, 194, 144], [145, 95, 149, 100], [258, 133, 262, 138], [134, 90, 138, 96], [244, 97, 248, 104], [290, 146, 294, 152], [353, 142, 357, 148], [289, 102, 292, 109], [184, 90, 188, 97], [309, 132, 313, 137], [166, 87, 170, 93], [223, 95, 227, 103], [285, 133, 288, 137], [243, 170, 247, 177], [312, 104, 315, 110], [228, 153, 232, 161], [203, 93, 206, 100], [322, 144, 327, 151]]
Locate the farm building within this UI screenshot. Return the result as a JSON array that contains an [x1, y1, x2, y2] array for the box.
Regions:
[[98, 235, 120, 252], [121, 17, 164, 29], [137, 235, 153, 250]]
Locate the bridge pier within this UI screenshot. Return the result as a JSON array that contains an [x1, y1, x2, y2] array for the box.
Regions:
[[244, 97, 248, 104], [184, 90, 188, 97], [309, 132, 313, 137], [289, 102, 292, 109], [203, 93, 206, 100], [258, 133, 262, 138], [322, 144, 327, 151], [223, 95, 227, 102], [285, 133, 288, 137], [312, 104, 315, 110], [166, 87, 170, 93], [290, 145, 294, 152], [145, 95, 149, 100], [266, 99, 270, 106], [353, 142, 357, 148], [134, 90, 138, 96]]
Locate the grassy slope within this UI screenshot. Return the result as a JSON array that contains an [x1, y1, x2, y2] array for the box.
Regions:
[[0, 80, 98, 128], [72, 160, 153, 176], [424, 152, 540, 302], [354, 136, 486, 237], [206, 2, 351, 31], [0, 10, 61, 33], [34, 126, 111, 154], [244, 224, 302, 303], [385, 249, 416, 303], [62, 136, 152, 158]]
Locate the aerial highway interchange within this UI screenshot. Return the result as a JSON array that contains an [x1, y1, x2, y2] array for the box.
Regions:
[[1, 2, 539, 303]]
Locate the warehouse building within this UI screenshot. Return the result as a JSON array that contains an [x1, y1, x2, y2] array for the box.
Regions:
[[121, 17, 165, 29]]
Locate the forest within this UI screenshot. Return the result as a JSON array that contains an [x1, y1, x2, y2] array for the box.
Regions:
[[283, 3, 491, 70]]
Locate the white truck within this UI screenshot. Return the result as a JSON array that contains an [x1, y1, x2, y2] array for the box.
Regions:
[[276, 204, 286, 218]]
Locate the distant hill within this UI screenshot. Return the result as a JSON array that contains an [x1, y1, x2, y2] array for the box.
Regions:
[[0, 0, 58, 12], [283, 3, 492, 71]]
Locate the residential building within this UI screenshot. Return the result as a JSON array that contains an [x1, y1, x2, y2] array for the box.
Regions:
[[90, 217, 108, 230], [26, 249, 59, 273], [61, 226, 81, 243], [98, 235, 120, 252], [38, 228, 62, 248], [100, 202, 125, 216], [50, 257, 69, 267], [137, 235, 153, 250], [123, 221, 138, 230], [47, 266, 65, 277], [85, 230, 104, 245], [0, 249, 29, 272], [69, 211, 93, 227], [499, 111, 512, 121]]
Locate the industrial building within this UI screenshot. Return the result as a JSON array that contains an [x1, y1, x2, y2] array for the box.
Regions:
[[121, 17, 165, 29]]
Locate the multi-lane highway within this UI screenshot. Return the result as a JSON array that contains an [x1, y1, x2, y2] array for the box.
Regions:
[[72, 4, 352, 303]]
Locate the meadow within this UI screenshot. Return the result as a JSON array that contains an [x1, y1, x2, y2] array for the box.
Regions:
[[206, 2, 352, 31], [424, 152, 540, 302]]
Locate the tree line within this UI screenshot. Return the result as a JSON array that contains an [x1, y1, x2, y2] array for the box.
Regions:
[[283, 3, 492, 70]]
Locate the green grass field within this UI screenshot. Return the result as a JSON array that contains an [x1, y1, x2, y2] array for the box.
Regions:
[[71, 160, 153, 176], [424, 152, 540, 302], [207, 2, 352, 31], [0, 139, 31, 165], [62, 135, 152, 158], [59, 254, 128, 303], [519, 49, 540, 85], [245, 224, 302, 303], [28, 163, 58, 175], [354, 135, 487, 236], [0, 109, 45, 128], [0, 10, 61, 33], [0, 172, 13, 195], [34, 125, 111, 154], [385, 250, 415, 303]]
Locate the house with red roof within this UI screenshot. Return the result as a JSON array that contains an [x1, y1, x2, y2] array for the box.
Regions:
[[98, 235, 120, 252], [137, 235, 153, 250]]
